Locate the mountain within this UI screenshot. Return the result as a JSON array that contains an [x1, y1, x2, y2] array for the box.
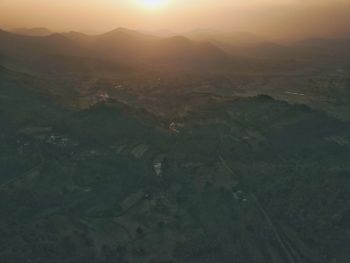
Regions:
[[141, 29, 177, 37], [186, 29, 265, 46], [0, 29, 80, 59], [3, 26, 349, 75], [215, 34, 350, 68], [12, 27, 53, 36], [295, 37, 350, 59], [185, 29, 350, 67], [87, 29, 228, 68], [62, 28, 155, 48], [0, 29, 86, 73], [0, 27, 230, 73], [222, 41, 296, 60]]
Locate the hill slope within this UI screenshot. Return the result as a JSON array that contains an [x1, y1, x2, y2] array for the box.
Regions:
[[0, 67, 349, 263]]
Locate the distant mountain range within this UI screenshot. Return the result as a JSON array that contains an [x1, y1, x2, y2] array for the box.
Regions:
[[0, 27, 229, 73], [183, 28, 350, 64], [185, 29, 265, 46], [63, 28, 227, 67], [12, 27, 53, 36], [1, 27, 349, 75]]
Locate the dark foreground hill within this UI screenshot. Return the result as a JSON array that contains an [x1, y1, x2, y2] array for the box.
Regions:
[[0, 67, 349, 263]]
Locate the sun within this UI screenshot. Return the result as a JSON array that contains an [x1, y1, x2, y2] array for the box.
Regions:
[[137, 0, 168, 9]]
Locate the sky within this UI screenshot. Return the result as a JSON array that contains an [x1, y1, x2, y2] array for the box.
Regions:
[[0, 0, 349, 40]]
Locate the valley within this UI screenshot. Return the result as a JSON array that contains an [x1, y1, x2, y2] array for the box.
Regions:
[[0, 27, 349, 263], [1, 62, 349, 262]]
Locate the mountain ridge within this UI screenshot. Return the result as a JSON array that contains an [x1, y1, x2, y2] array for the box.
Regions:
[[0, 28, 231, 72]]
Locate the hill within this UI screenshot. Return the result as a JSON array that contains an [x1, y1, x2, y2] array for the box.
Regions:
[[186, 29, 265, 46], [0, 66, 349, 262], [184, 29, 350, 68], [0, 29, 81, 70], [68, 28, 229, 70], [11, 27, 53, 36], [0, 28, 231, 74]]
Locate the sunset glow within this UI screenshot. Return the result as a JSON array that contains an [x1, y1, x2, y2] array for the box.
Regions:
[[137, 0, 168, 9], [0, 0, 349, 39]]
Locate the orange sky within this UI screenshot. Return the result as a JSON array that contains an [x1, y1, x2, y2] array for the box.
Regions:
[[1, 0, 349, 39]]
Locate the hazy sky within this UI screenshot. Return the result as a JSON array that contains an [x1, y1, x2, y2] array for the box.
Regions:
[[1, 0, 349, 39]]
